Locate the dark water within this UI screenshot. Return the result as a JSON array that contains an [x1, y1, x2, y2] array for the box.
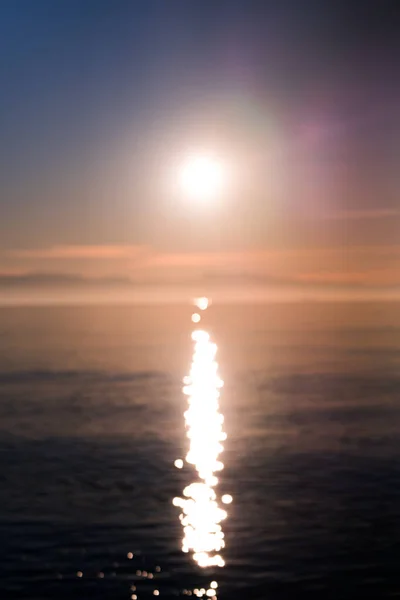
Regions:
[[1, 303, 400, 599]]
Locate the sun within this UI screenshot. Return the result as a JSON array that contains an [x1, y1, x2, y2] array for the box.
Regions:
[[178, 154, 226, 201]]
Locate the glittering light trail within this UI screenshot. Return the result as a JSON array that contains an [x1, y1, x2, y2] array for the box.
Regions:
[[173, 299, 231, 591]]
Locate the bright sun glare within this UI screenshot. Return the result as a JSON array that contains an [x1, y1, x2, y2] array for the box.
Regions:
[[179, 154, 226, 201]]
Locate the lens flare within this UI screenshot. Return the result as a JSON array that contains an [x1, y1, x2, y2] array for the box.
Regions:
[[173, 312, 229, 584]]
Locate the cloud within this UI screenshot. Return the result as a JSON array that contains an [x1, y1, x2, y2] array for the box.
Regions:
[[294, 270, 400, 286], [0, 273, 133, 286], [8, 245, 149, 260], [324, 208, 400, 221]]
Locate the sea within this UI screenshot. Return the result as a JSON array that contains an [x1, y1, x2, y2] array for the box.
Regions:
[[1, 301, 400, 599]]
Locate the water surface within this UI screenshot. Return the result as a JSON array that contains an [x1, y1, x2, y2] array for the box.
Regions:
[[1, 302, 400, 599]]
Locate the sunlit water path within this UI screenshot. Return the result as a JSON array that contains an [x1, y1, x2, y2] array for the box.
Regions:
[[173, 299, 232, 598]]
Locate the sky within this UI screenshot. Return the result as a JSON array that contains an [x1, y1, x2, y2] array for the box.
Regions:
[[1, 0, 400, 302]]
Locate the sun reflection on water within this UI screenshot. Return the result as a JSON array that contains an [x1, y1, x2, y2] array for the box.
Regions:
[[173, 299, 230, 596]]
